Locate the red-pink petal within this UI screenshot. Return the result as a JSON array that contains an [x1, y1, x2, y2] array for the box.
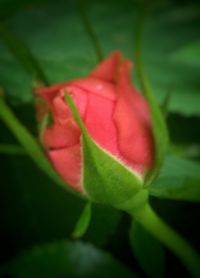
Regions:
[[43, 120, 80, 149], [70, 78, 116, 101], [114, 95, 153, 170], [52, 96, 72, 124], [90, 51, 122, 82], [85, 93, 120, 156], [64, 85, 88, 118], [48, 145, 82, 192], [37, 81, 69, 108], [51, 86, 88, 124], [114, 60, 154, 172]]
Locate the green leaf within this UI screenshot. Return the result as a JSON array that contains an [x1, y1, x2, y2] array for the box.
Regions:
[[172, 40, 200, 67], [0, 97, 69, 192], [0, 0, 47, 20], [0, 2, 199, 116], [78, 0, 103, 61], [72, 202, 92, 239], [64, 93, 143, 207], [130, 221, 165, 278], [0, 21, 48, 84], [1, 241, 136, 278], [149, 155, 200, 202]]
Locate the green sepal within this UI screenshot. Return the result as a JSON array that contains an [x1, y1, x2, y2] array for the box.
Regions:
[[72, 202, 92, 239], [134, 9, 169, 185], [64, 93, 143, 207], [142, 77, 169, 185]]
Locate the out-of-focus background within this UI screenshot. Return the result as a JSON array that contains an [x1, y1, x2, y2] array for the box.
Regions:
[[0, 0, 200, 277]]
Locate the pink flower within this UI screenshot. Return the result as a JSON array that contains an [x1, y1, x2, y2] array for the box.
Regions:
[[37, 51, 154, 192]]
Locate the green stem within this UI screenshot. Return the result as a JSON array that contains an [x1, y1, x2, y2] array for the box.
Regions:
[[78, 0, 103, 62], [132, 204, 200, 277], [0, 97, 67, 190], [134, 4, 147, 94], [0, 21, 49, 85], [133, 5, 169, 185]]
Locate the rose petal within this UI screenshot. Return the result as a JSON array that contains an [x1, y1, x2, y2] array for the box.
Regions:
[[37, 81, 69, 108], [70, 77, 116, 101], [90, 51, 122, 83], [114, 60, 154, 172], [64, 85, 88, 118], [85, 93, 120, 156], [43, 120, 80, 149], [52, 96, 72, 124], [48, 145, 82, 192]]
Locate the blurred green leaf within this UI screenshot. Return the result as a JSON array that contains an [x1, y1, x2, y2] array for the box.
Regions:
[[149, 155, 200, 201], [0, 0, 30, 19], [0, 2, 199, 116], [130, 221, 165, 278], [172, 40, 200, 67], [78, 0, 103, 61], [0, 21, 48, 84], [0, 0, 50, 19], [1, 240, 136, 278]]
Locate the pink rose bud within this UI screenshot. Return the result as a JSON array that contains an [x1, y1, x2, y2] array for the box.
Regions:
[[37, 51, 154, 193]]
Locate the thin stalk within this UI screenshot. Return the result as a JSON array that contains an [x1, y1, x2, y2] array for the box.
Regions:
[[0, 21, 49, 85], [133, 5, 169, 185], [134, 6, 146, 93], [132, 204, 200, 277], [0, 97, 67, 190], [78, 0, 103, 62]]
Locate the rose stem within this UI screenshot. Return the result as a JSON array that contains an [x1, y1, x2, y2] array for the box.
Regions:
[[0, 21, 49, 85], [0, 97, 67, 190], [132, 5, 200, 275], [131, 204, 200, 277], [78, 0, 104, 62]]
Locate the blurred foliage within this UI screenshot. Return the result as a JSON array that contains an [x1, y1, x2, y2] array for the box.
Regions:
[[0, 0, 199, 116], [0, 0, 200, 277], [1, 240, 136, 278]]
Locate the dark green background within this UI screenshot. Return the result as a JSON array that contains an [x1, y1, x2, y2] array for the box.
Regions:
[[0, 0, 200, 277]]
